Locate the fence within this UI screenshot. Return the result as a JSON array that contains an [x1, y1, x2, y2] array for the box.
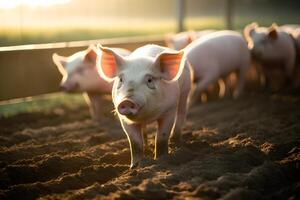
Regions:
[[0, 35, 165, 101]]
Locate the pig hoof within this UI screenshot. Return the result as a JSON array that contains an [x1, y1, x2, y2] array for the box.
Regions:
[[130, 162, 139, 169]]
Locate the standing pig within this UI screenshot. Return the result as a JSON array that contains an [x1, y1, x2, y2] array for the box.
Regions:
[[165, 30, 216, 50], [52, 45, 130, 122], [244, 23, 296, 90], [97, 44, 192, 168], [281, 26, 300, 88], [184, 30, 251, 104], [291, 28, 300, 88]]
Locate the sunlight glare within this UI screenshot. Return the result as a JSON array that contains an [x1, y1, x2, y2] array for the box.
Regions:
[[0, 0, 71, 9]]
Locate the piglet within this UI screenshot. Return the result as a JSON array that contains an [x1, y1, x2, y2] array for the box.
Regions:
[[244, 23, 296, 91], [184, 30, 251, 104], [52, 45, 130, 122], [97, 44, 192, 168]]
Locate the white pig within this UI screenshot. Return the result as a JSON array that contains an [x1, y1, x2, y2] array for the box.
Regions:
[[184, 30, 251, 104], [165, 30, 216, 50], [289, 28, 300, 88], [52, 45, 130, 122], [97, 44, 192, 168], [244, 23, 296, 90]]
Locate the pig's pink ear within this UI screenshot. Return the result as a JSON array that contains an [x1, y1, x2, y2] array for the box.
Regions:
[[97, 44, 125, 81], [84, 45, 98, 64], [187, 32, 195, 45], [155, 50, 184, 81], [164, 34, 174, 47], [244, 22, 258, 41], [268, 24, 278, 39], [52, 53, 67, 74]]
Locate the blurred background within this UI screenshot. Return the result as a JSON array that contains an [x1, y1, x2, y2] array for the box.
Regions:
[[0, 0, 300, 114], [1, 0, 300, 47]]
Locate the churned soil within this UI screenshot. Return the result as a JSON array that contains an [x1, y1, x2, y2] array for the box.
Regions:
[[0, 92, 299, 200]]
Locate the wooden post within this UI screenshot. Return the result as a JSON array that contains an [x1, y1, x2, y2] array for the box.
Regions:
[[225, 0, 234, 30], [176, 0, 185, 33]]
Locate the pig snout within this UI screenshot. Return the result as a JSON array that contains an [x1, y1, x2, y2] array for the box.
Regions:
[[117, 99, 139, 116]]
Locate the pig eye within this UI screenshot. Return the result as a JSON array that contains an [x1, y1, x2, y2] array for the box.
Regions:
[[145, 75, 156, 89], [117, 75, 124, 89]]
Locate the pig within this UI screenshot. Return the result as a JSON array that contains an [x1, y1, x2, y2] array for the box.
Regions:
[[52, 45, 130, 122], [244, 23, 296, 91], [280, 24, 300, 34], [97, 44, 192, 168], [183, 30, 251, 104], [280, 25, 300, 88], [165, 30, 216, 50]]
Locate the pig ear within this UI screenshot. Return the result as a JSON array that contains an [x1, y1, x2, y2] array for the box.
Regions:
[[97, 44, 125, 81], [84, 45, 98, 64], [187, 33, 195, 45], [164, 34, 174, 47], [52, 53, 67, 74], [244, 22, 258, 40], [268, 24, 278, 39], [155, 50, 184, 81]]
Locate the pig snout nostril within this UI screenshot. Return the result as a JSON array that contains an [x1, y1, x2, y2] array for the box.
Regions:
[[117, 100, 139, 116]]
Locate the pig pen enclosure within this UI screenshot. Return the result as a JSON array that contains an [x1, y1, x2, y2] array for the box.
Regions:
[[0, 86, 300, 199], [1, 0, 300, 199]]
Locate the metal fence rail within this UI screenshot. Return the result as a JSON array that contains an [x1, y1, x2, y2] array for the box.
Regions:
[[0, 35, 165, 101]]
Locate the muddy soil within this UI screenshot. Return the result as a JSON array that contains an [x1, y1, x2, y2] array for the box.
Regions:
[[0, 92, 299, 200]]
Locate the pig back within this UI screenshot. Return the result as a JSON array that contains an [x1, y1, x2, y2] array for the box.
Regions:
[[184, 31, 250, 79]]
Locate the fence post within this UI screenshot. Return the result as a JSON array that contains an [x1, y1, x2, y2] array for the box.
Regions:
[[175, 0, 185, 33], [225, 0, 234, 30]]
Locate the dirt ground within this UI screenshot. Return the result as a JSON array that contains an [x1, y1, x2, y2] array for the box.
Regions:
[[0, 91, 299, 200]]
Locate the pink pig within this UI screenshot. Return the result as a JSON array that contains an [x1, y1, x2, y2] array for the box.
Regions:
[[184, 30, 251, 104], [165, 30, 216, 50], [244, 23, 296, 90], [97, 44, 192, 168], [282, 26, 300, 88], [52, 45, 130, 122]]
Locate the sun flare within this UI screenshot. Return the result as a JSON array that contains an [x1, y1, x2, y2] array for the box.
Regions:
[[0, 0, 71, 9]]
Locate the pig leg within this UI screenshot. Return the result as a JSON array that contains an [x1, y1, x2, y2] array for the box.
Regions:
[[218, 78, 226, 98], [191, 73, 219, 105], [86, 93, 104, 123], [234, 67, 247, 98], [120, 120, 143, 168], [142, 124, 148, 151], [155, 109, 177, 159], [171, 90, 190, 143]]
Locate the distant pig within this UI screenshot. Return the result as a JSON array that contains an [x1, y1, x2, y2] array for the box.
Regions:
[[97, 44, 192, 168], [184, 30, 251, 104], [52, 45, 131, 122], [165, 30, 216, 50], [280, 26, 300, 88], [244, 23, 296, 90]]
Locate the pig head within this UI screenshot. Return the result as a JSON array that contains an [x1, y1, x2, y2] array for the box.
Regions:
[[52, 45, 112, 94]]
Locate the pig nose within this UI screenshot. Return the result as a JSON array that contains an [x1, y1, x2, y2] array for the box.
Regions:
[[117, 100, 139, 116]]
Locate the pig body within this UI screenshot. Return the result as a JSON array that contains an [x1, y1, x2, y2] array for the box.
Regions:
[[244, 23, 296, 90], [98, 44, 192, 168], [52, 46, 130, 122], [184, 30, 251, 103], [165, 30, 216, 50], [288, 28, 300, 88]]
